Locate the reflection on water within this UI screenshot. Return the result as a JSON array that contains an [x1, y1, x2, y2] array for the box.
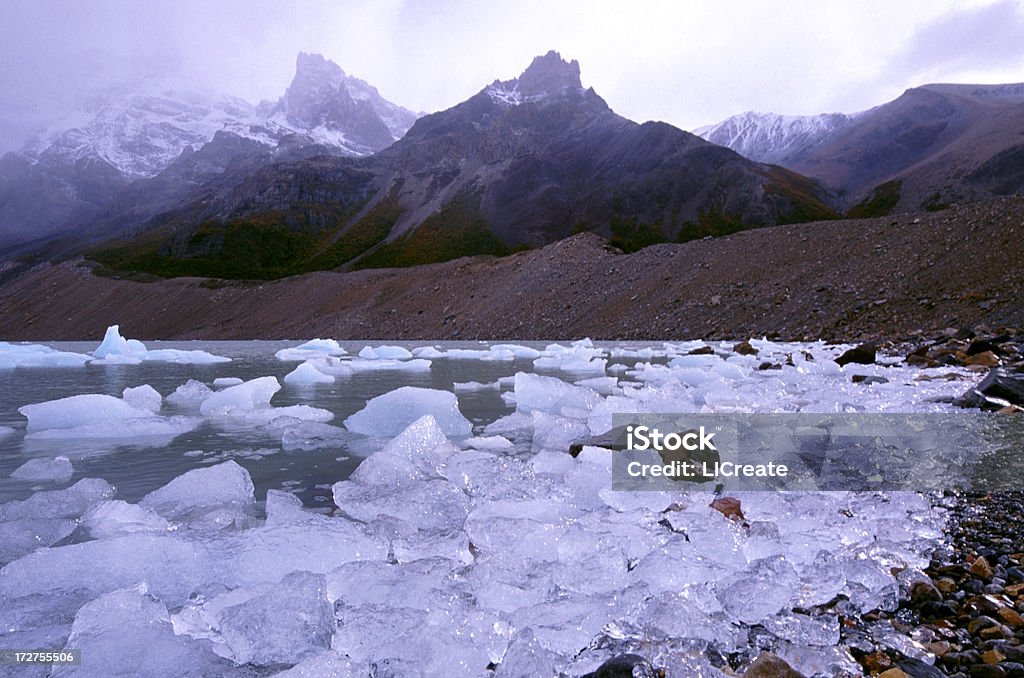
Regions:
[[0, 340, 600, 506]]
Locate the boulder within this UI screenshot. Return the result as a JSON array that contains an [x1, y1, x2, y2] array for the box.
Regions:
[[836, 342, 877, 366], [954, 368, 1024, 410]]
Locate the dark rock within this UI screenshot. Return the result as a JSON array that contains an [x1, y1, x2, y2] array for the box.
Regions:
[[734, 340, 758, 356], [955, 368, 1024, 409], [688, 345, 716, 355], [910, 579, 943, 604], [743, 652, 805, 678], [968, 340, 1004, 356], [582, 654, 661, 678], [969, 665, 1007, 678], [836, 342, 877, 366], [758, 362, 782, 370], [852, 374, 889, 385], [897, 656, 951, 677], [919, 601, 958, 619]]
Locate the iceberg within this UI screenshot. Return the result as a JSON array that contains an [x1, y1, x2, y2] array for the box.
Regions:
[[91, 325, 229, 364], [9, 456, 74, 484], [344, 387, 472, 437], [283, 361, 335, 385], [0, 342, 91, 368], [275, 338, 346, 362]]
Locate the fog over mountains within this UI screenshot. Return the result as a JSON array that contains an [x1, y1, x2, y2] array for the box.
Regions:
[[0, 53, 419, 246], [2, 50, 1023, 280]]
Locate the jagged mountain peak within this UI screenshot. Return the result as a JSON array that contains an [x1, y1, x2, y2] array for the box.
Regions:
[[485, 50, 588, 106], [518, 50, 582, 96]]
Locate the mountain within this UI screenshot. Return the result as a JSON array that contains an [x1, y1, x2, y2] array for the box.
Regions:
[[695, 112, 854, 166], [86, 51, 836, 280], [697, 83, 1024, 213], [0, 54, 418, 246]]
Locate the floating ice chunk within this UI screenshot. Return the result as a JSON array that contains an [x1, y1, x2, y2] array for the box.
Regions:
[[453, 380, 500, 392], [513, 372, 601, 417], [91, 325, 228, 364], [333, 478, 470, 530], [465, 435, 514, 451], [0, 478, 114, 521], [412, 346, 445, 359], [140, 460, 255, 525], [531, 411, 589, 451], [0, 517, 78, 564], [213, 377, 243, 388], [55, 586, 226, 677], [200, 376, 279, 416], [83, 500, 172, 539], [533, 356, 607, 374], [20, 394, 152, 433], [344, 387, 472, 437], [330, 595, 507, 674], [358, 345, 413, 360], [718, 555, 800, 624], [215, 571, 334, 666], [223, 519, 388, 587], [284, 361, 335, 385], [277, 421, 348, 451], [444, 348, 514, 361], [233, 405, 333, 426], [495, 628, 562, 678], [0, 342, 92, 368], [350, 416, 459, 485], [267, 650, 359, 678], [10, 456, 74, 483], [441, 449, 542, 501], [275, 338, 346, 361], [347, 358, 432, 372], [575, 376, 621, 395], [123, 384, 162, 414], [92, 324, 147, 359], [669, 354, 722, 368], [142, 348, 231, 364], [0, 533, 214, 606], [292, 357, 349, 379], [491, 344, 543, 359], [167, 379, 214, 408], [0, 425, 13, 438]]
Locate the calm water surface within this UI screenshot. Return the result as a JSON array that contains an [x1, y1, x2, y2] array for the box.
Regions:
[[0, 340, 644, 506]]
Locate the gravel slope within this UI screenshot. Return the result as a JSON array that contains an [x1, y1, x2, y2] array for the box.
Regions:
[[0, 197, 1021, 341]]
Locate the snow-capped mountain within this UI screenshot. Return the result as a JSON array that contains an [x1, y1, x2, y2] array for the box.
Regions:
[[0, 54, 419, 246], [694, 111, 854, 165], [18, 54, 418, 180], [22, 86, 260, 179]]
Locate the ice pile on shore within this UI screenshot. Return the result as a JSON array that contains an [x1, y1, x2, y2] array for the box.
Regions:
[[0, 337, 979, 675]]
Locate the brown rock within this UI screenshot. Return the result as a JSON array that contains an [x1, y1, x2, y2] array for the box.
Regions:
[[878, 669, 910, 678], [982, 648, 1007, 664], [964, 350, 1002, 367], [924, 641, 952, 657], [980, 623, 1011, 640], [734, 340, 758, 355], [861, 651, 894, 673], [972, 556, 994, 579], [997, 606, 1024, 627], [711, 497, 745, 521], [744, 652, 805, 678], [936, 577, 958, 594]]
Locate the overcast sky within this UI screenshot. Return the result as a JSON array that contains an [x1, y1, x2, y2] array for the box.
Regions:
[[2, 0, 1023, 153]]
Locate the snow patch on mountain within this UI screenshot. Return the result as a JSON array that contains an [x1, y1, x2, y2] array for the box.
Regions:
[[695, 111, 855, 165], [14, 54, 419, 180]]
